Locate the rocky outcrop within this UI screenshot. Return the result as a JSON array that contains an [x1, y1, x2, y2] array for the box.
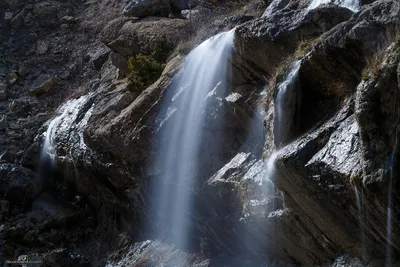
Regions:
[[300, 0, 400, 101], [100, 17, 194, 58], [234, 5, 353, 76], [355, 41, 400, 184], [29, 74, 56, 95]]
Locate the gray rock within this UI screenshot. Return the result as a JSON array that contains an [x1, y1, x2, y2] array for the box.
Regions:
[[17, 64, 29, 77], [60, 15, 76, 24], [36, 39, 50, 55], [122, 0, 171, 18], [29, 74, 56, 95], [89, 46, 111, 70], [110, 52, 130, 77], [4, 12, 13, 21], [181, 6, 211, 21]]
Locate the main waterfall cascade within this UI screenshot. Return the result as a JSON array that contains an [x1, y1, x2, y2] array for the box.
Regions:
[[148, 30, 235, 254]]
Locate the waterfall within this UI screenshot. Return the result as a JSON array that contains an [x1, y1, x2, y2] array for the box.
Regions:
[[308, 0, 360, 12], [386, 130, 398, 267], [149, 30, 235, 253], [274, 60, 301, 148], [38, 95, 93, 178], [354, 185, 366, 260]]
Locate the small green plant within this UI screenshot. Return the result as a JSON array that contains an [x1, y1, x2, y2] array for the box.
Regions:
[[395, 34, 400, 46], [127, 54, 166, 90]]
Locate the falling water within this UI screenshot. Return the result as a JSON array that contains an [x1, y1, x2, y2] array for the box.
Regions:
[[38, 95, 93, 177], [354, 185, 366, 260], [274, 60, 301, 148], [308, 0, 360, 12], [386, 130, 398, 267], [265, 60, 301, 213], [150, 30, 235, 254]]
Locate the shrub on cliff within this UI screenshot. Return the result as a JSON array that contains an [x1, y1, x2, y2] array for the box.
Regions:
[[127, 54, 166, 89]]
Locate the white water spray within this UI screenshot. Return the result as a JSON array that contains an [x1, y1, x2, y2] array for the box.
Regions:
[[308, 0, 360, 12], [150, 30, 235, 253]]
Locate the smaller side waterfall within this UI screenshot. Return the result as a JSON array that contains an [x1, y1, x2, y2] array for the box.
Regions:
[[38, 94, 93, 178], [274, 60, 301, 148], [386, 130, 398, 267], [265, 60, 300, 211]]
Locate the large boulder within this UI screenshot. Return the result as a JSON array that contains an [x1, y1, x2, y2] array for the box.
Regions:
[[122, 0, 171, 18], [100, 17, 194, 58]]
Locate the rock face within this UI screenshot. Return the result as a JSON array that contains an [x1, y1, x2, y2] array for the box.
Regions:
[[2, 0, 400, 266], [234, 5, 353, 76]]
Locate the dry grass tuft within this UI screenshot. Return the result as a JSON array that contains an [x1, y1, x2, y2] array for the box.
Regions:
[[326, 80, 350, 98], [361, 52, 385, 80]]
